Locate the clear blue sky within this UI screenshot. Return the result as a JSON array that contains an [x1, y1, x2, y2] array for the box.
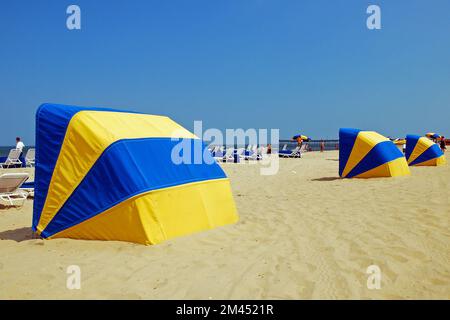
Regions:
[[1, 0, 449, 145]]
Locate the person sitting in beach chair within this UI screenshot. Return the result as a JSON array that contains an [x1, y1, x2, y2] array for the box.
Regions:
[[0, 149, 22, 168], [0, 173, 30, 207]]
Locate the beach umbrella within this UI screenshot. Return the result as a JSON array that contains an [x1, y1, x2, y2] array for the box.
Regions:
[[393, 138, 406, 145], [426, 132, 441, 139], [292, 134, 310, 141]]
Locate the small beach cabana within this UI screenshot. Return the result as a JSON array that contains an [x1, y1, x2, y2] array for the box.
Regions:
[[339, 128, 410, 178], [405, 134, 446, 166], [32, 103, 238, 245]]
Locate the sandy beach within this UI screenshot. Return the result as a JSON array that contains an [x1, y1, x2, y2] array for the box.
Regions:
[[0, 151, 449, 299]]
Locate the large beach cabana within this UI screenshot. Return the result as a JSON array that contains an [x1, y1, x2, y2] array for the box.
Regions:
[[32, 104, 238, 244]]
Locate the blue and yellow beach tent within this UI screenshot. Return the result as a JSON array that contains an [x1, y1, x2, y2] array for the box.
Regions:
[[339, 128, 410, 178], [405, 134, 446, 166], [32, 104, 238, 245]]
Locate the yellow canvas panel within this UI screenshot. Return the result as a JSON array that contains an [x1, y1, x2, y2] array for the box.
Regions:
[[407, 137, 435, 164], [50, 178, 238, 245], [436, 155, 447, 166], [37, 111, 197, 234], [414, 155, 446, 166], [342, 131, 389, 177], [353, 157, 410, 178]]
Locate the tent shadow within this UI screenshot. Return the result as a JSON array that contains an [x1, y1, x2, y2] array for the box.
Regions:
[[311, 177, 341, 182], [0, 227, 34, 242], [326, 159, 339, 161]]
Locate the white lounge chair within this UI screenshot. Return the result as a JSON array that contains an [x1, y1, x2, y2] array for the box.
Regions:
[[279, 146, 301, 158], [0, 173, 29, 207], [243, 146, 264, 161], [300, 144, 308, 153], [208, 145, 218, 155], [236, 147, 246, 160], [0, 149, 22, 168], [215, 148, 234, 162], [258, 146, 268, 159], [25, 148, 36, 167]]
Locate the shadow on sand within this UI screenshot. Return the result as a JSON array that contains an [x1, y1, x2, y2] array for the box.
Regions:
[[311, 177, 341, 182], [0, 227, 34, 242]]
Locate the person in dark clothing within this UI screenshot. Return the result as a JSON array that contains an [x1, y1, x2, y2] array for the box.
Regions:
[[440, 136, 446, 152]]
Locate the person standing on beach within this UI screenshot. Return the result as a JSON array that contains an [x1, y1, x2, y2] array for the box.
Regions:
[[15, 137, 25, 157], [320, 140, 325, 152], [440, 136, 447, 152]]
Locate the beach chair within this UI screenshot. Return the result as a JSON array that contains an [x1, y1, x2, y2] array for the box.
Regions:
[[25, 148, 36, 167], [258, 146, 268, 159], [212, 146, 225, 160], [0, 173, 30, 207], [208, 145, 217, 156], [299, 144, 308, 153], [243, 146, 264, 161], [215, 148, 234, 162], [236, 147, 246, 160], [0, 149, 22, 168], [279, 146, 301, 158]]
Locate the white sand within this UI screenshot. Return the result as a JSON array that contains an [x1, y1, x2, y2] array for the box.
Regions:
[[0, 151, 449, 299]]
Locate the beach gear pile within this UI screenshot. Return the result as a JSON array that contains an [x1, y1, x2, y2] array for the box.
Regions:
[[32, 104, 238, 245]]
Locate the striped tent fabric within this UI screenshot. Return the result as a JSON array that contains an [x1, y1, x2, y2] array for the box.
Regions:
[[32, 104, 238, 245], [405, 134, 446, 166], [339, 128, 410, 178]]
